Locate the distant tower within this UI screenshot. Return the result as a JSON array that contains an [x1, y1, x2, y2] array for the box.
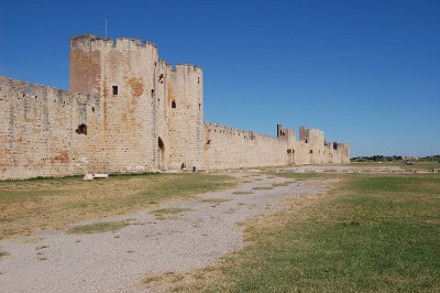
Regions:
[[277, 124, 284, 137]]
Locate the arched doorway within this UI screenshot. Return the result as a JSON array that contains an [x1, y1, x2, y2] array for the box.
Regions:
[[158, 137, 165, 170]]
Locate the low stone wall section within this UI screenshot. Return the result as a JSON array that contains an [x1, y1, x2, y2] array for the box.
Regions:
[[202, 122, 287, 170]]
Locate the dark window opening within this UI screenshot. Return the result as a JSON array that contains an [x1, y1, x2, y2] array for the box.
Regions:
[[333, 142, 338, 150], [199, 103, 201, 110], [112, 86, 118, 95], [75, 124, 87, 135], [192, 166, 197, 173], [305, 139, 308, 143], [158, 137, 165, 149], [171, 101, 176, 108], [198, 77, 200, 84], [310, 150, 313, 154], [158, 74, 164, 84], [92, 106, 95, 113]]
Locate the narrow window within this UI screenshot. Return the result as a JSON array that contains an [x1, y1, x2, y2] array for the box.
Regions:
[[199, 103, 201, 110], [310, 150, 313, 154], [172, 101, 176, 108], [112, 86, 118, 95]]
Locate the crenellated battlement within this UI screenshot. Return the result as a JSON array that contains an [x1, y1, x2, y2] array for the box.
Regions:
[[174, 63, 203, 71], [70, 34, 158, 53]]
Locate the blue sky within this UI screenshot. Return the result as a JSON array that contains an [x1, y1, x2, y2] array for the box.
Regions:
[[1, 0, 439, 157]]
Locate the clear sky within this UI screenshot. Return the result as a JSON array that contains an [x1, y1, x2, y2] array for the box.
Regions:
[[1, 0, 439, 157]]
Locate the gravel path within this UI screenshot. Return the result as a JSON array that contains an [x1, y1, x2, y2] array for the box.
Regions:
[[0, 173, 320, 292]]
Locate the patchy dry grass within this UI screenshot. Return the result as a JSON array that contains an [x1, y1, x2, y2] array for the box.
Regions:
[[232, 191, 254, 195], [272, 172, 337, 181], [148, 174, 440, 292], [67, 221, 129, 234], [143, 267, 227, 292], [252, 186, 274, 191], [151, 208, 193, 220], [0, 173, 237, 239], [0, 248, 8, 259], [198, 198, 230, 205], [271, 181, 294, 187]]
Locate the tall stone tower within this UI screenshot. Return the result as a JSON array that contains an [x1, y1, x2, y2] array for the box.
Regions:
[[69, 34, 203, 172], [165, 64, 203, 171]]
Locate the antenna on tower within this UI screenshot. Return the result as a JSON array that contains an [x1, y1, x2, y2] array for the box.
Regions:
[[105, 17, 108, 38]]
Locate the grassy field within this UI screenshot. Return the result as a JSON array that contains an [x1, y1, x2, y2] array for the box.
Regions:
[[155, 173, 440, 292], [0, 173, 237, 239], [350, 161, 440, 172]]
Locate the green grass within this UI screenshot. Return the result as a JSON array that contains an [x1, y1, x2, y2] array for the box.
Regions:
[[172, 174, 440, 292], [232, 191, 254, 195], [67, 221, 129, 234], [350, 161, 440, 172], [0, 248, 8, 259], [272, 172, 335, 181], [271, 181, 294, 187], [198, 198, 230, 204], [151, 208, 193, 220], [252, 186, 274, 190]]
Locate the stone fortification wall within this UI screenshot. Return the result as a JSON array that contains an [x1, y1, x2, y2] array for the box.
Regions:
[[299, 126, 326, 164], [70, 34, 159, 173], [0, 77, 100, 180], [1, 33, 350, 180], [156, 60, 170, 170], [167, 64, 203, 171], [292, 141, 310, 165], [202, 122, 287, 170], [328, 142, 350, 164]]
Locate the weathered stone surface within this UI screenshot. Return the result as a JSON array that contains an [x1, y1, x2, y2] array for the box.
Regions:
[[0, 34, 350, 180]]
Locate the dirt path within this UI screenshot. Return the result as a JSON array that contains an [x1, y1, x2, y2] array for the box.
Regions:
[[0, 173, 321, 292]]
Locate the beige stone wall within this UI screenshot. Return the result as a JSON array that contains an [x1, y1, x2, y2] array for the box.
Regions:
[[328, 142, 350, 164], [202, 122, 287, 170], [1, 33, 351, 180], [0, 77, 100, 180], [292, 141, 310, 165], [156, 60, 169, 170], [70, 35, 159, 173], [166, 65, 203, 171], [299, 126, 326, 164]]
